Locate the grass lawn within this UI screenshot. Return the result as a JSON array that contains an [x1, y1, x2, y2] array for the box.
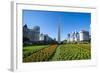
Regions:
[[23, 45, 49, 58], [51, 44, 91, 61], [23, 44, 91, 62], [23, 44, 58, 62]]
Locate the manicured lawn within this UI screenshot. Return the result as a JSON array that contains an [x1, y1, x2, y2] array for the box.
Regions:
[[23, 44, 91, 62], [23, 44, 58, 62], [51, 44, 91, 61], [23, 45, 49, 58]]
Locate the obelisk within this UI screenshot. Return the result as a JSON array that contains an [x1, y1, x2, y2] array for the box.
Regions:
[[58, 23, 61, 44]]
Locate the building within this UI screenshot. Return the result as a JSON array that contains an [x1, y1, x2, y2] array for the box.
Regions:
[[39, 33, 53, 42], [23, 24, 54, 44], [67, 30, 89, 42], [39, 33, 44, 41], [67, 31, 79, 42], [74, 30, 79, 41], [79, 30, 90, 41], [23, 24, 40, 43], [67, 33, 70, 42], [23, 24, 29, 39], [70, 32, 75, 42]]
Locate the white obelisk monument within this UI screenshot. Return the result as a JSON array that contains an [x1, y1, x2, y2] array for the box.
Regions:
[[58, 23, 61, 44]]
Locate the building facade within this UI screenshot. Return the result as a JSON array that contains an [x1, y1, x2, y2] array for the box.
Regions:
[[23, 24, 53, 44], [23, 24, 40, 42], [67, 30, 90, 42], [67, 31, 79, 42], [39, 33, 53, 42], [79, 30, 90, 41]]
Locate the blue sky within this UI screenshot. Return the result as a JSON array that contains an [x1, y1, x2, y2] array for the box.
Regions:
[[23, 10, 91, 41]]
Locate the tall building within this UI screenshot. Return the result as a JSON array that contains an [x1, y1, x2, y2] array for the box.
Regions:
[[67, 33, 70, 42], [32, 26, 40, 42], [23, 24, 29, 39], [79, 30, 89, 41], [23, 24, 40, 42], [39, 33, 44, 41], [74, 30, 79, 41], [70, 32, 75, 42]]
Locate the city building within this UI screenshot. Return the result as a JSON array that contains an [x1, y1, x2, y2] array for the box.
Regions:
[[67, 33, 70, 42], [67, 30, 90, 42], [79, 30, 90, 41], [23, 24, 53, 44], [39, 33, 53, 42], [67, 31, 79, 42], [74, 30, 79, 41], [23, 24, 40, 43]]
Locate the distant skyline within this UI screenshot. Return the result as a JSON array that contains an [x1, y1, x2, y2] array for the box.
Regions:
[[23, 10, 91, 41]]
